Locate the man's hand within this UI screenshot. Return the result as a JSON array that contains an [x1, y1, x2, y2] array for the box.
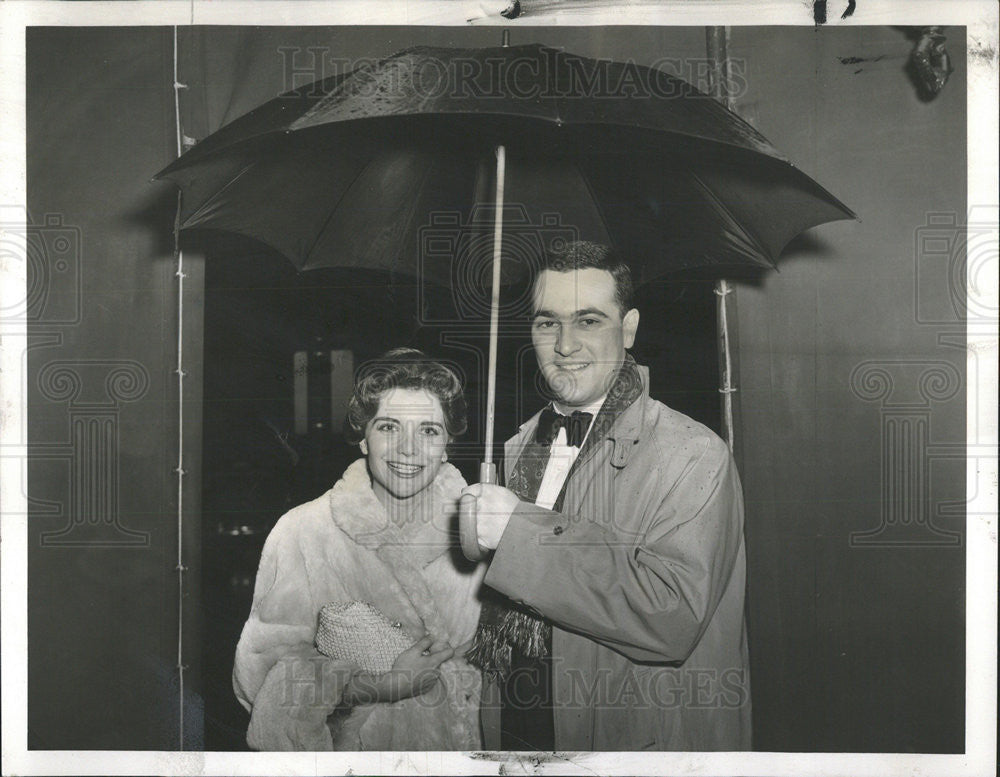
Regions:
[[460, 484, 522, 550]]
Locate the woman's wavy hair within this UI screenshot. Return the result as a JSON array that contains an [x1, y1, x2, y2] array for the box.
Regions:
[[345, 348, 468, 444]]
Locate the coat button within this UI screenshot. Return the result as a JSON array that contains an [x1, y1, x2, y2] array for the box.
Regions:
[[553, 525, 564, 535]]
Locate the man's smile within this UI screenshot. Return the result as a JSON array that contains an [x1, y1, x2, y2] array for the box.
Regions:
[[554, 362, 591, 371]]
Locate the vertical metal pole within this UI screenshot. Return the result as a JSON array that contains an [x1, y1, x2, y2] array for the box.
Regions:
[[706, 27, 738, 453], [171, 25, 188, 750], [481, 28, 511, 479], [481, 144, 505, 480]]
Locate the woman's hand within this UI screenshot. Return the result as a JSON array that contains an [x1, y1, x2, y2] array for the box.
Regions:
[[342, 635, 454, 705]]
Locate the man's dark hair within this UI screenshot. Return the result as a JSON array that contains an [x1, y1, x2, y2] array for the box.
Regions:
[[536, 240, 634, 315]]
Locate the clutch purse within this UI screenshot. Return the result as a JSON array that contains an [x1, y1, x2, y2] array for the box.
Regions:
[[315, 601, 414, 675]]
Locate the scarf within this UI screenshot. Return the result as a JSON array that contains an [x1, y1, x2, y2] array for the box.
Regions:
[[466, 355, 644, 679]]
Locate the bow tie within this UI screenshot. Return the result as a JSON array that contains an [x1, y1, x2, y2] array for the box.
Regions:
[[536, 407, 594, 448]]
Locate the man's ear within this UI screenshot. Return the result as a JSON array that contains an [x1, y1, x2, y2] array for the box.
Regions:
[[622, 308, 639, 348]]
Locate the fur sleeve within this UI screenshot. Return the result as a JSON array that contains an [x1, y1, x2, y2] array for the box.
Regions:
[[233, 511, 357, 751]]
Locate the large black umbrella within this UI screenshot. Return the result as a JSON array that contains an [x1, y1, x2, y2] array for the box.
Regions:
[[156, 41, 855, 558], [156, 43, 854, 279]]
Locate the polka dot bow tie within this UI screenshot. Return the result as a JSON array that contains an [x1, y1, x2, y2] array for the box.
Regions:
[[536, 407, 594, 448]]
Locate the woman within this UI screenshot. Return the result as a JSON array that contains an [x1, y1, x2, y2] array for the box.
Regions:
[[233, 348, 485, 751]]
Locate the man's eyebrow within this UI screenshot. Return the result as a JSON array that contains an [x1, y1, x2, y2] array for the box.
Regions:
[[532, 308, 612, 319], [575, 308, 611, 319]]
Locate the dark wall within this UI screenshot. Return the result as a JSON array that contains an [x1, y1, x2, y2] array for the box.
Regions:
[[25, 25, 966, 753], [26, 27, 201, 749], [729, 27, 966, 752]]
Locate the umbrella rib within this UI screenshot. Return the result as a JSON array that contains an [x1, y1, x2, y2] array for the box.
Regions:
[[301, 156, 380, 267], [394, 158, 437, 279], [688, 171, 774, 267], [573, 161, 615, 250], [182, 162, 256, 226]]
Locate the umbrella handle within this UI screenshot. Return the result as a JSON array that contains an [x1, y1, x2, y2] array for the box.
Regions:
[[459, 462, 497, 561]]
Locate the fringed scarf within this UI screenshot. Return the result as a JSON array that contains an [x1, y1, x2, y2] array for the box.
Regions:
[[465, 355, 644, 679]]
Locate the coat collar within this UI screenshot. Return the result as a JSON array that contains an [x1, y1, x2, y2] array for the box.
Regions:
[[326, 458, 469, 641], [328, 457, 466, 567]]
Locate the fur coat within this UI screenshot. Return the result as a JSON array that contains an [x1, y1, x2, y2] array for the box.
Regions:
[[233, 458, 486, 751]]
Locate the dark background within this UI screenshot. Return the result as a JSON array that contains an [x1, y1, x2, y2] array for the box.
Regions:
[[26, 26, 966, 752]]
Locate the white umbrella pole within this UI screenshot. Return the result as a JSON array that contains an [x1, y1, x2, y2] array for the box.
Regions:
[[707, 27, 738, 454], [481, 144, 506, 480], [459, 144, 506, 561]]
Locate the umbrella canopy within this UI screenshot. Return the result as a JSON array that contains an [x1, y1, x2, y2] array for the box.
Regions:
[[155, 44, 856, 286], [157, 42, 858, 561]]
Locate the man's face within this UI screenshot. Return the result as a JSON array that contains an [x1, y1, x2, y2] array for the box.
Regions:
[[531, 268, 639, 409]]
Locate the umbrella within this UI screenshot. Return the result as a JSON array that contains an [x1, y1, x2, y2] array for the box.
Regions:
[[155, 40, 856, 559]]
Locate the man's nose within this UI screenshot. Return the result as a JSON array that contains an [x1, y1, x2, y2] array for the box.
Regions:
[[555, 325, 580, 356]]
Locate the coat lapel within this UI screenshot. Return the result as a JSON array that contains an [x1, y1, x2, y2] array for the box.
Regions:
[[555, 358, 647, 511], [503, 416, 540, 484]]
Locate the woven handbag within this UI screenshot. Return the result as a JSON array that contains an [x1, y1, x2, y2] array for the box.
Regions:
[[315, 601, 414, 675]]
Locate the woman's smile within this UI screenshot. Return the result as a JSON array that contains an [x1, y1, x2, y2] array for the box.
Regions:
[[386, 461, 424, 477]]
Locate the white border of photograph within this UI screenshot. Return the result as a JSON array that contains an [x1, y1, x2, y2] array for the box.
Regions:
[[1, 2, 996, 776]]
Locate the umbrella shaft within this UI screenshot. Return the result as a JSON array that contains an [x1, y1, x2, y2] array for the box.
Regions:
[[483, 145, 506, 465]]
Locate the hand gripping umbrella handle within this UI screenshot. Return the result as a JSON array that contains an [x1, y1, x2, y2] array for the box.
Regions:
[[459, 462, 497, 561]]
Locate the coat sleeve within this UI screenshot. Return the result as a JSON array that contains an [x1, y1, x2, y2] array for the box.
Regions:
[[485, 435, 744, 664], [232, 515, 358, 751]]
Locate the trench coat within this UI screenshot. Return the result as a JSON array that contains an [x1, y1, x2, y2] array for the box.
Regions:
[[482, 364, 751, 751], [232, 458, 486, 750]]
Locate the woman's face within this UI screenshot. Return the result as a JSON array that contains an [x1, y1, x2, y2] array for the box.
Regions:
[[361, 387, 449, 504]]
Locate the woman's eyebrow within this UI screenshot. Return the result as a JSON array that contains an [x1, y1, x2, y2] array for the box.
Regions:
[[372, 416, 444, 427]]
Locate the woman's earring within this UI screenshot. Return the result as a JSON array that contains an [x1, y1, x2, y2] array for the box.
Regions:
[[441, 452, 448, 462]]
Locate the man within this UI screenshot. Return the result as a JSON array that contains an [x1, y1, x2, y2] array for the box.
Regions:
[[462, 241, 751, 751]]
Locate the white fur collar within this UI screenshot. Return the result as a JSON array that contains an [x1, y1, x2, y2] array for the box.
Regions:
[[327, 458, 468, 640], [328, 457, 465, 559]]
